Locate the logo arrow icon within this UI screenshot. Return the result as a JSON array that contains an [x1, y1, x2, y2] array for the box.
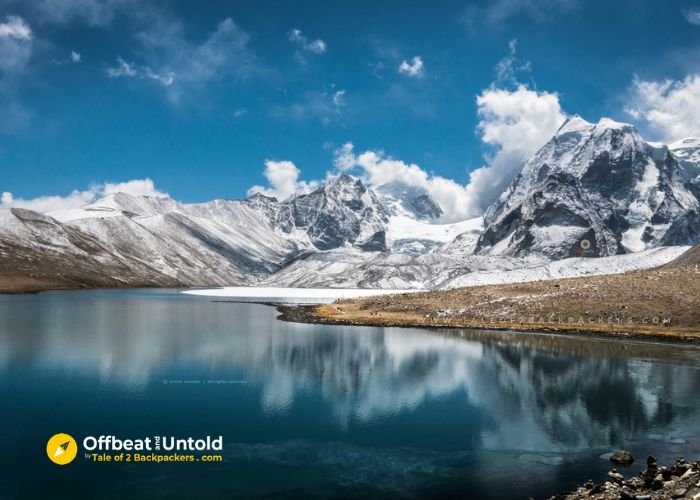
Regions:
[[54, 441, 70, 458]]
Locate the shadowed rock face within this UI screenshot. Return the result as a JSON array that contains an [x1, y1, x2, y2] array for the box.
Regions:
[[290, 173, 389, 251], [476, 117, 700, 259], [373, 181, 443, 221], [408, 193, 442, 220]]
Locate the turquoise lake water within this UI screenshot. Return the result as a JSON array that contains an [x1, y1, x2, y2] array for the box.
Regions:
[[1, 289, 699, 499]]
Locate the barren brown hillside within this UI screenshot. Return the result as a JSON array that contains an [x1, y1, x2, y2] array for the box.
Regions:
[[285, 245, 700, 341]]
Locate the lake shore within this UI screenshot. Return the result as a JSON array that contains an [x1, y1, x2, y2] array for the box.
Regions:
[[549, 456, 699, 499], [277, 263, 700, 343]]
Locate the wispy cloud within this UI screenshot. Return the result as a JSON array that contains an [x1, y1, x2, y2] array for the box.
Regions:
[[12, 0, 137, 27], [398, 56, 424, 78], [106, 56, 175, 86], [0, 15, 32, 75], [104, 16, 256, 103], [682, 7, 700, 25], [0, 15, 33, 133], [463, 0, 580, 30], [288, 28, 326, 54], [269, 85, 346, 126], [494, 38, 531, 86]]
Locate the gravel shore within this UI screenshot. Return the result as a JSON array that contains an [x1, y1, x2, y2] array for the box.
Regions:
[[550, 456, 700, 500]]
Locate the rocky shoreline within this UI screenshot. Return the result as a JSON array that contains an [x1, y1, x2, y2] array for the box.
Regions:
[[276, 303, 700, 344], [550, 456, 700, 500]]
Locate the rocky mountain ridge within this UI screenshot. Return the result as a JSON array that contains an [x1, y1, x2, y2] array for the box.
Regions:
[[476, 116, 700, 259], [1, 116, 699, 290]]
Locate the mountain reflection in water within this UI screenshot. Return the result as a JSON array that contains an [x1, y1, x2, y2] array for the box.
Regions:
[[1, 289, 699, 499]]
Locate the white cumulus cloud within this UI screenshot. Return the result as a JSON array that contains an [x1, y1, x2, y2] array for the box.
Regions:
[[334, 143, 475, 223], [247, 160, 320, 201], [1, 178, 168, 213], [260, 80, 566, 222], [102, 178, 168, 197], [398, 56, 424, 78], [625, 74, 700, 141], [465, 85, 566, 212]]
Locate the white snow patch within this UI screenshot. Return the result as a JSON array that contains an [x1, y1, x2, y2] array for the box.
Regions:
[[444, 246, 688, 289], [622, 159, 662, 252], [386, 215, 482, 244]]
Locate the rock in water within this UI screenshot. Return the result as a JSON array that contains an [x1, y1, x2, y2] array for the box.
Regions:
[[610, 450, 635, 466]]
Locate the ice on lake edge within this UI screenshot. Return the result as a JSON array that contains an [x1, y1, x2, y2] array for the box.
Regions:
[[181, 287, 424, 304]]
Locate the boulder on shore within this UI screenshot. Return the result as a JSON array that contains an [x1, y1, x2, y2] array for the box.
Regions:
[[610, 450, 635, 466]]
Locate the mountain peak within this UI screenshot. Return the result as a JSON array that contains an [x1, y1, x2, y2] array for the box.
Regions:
[[478, 112, 699, 258], [325, 172, 363, 191], [557, 115, 593, 135], [556, 115, 635, 138], [594, 117, 635, 132]]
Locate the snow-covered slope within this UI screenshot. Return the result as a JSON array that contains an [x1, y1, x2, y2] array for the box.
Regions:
[[256, 244, 687, 290], [0, 208, 182, 287], [372, 182, 482, 255], [444, 245, 689, 288], [387, 216, 483, 255], [3, 124, 698, 291], [477, 116, 699, 258], [670, 137, 700, 183], [4, 174, 486, 288], [669, 138, 700, 231]]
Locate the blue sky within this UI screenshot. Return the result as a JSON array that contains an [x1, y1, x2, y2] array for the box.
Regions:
[[1, 0, 700, 220]]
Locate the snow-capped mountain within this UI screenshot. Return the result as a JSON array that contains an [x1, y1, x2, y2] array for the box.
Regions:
[[670, 138, 700, 180], [0, 174, 474, 288], [475, 116, 700, 259], [669, 138, 700, 200], [370, 181, 481, 255], [2, 117, 698, 290], [283, 173, 390, 251]]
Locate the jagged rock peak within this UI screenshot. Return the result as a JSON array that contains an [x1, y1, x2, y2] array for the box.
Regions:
[[477, 115, 700, 258]]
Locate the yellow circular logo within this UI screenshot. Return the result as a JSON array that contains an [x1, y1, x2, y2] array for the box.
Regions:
[[46, 433, 78, 465]]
